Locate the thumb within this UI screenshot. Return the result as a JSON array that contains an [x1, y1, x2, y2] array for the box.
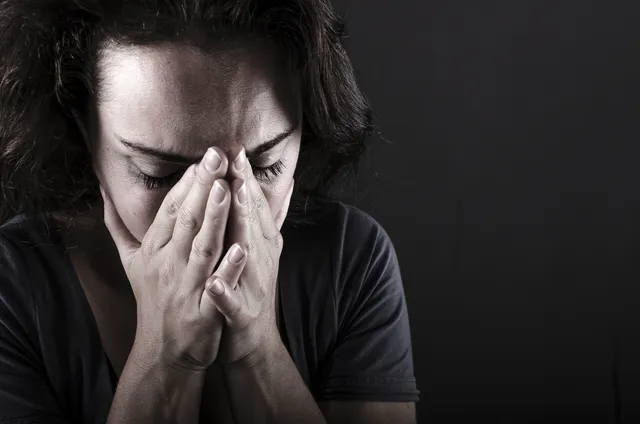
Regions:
[[201, 277, 243, 324], [100, 186, 140, 267]]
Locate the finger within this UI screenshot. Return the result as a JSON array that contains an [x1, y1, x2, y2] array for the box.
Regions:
[[227, 177, 252, 260], [172, 148, 229, 261], [185, 179, 231, 287], [101, 186, 140, 267], [143, 163, 197, 250], [213, 243, 247, 290], [199, 243, 247, 321], [245, 163, 280, 240], [274, 179, 294, 231], [203, 278, 244, 324], [229, 148, 279, 240]]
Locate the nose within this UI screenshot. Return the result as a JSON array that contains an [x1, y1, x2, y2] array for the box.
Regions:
[[209, 144, 244, 181]]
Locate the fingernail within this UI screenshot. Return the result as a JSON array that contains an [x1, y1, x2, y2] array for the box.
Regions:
[[229, 244, 245, 264], [209, 278, 225, 296], [234, 149, 246, 172], [237, 181, 247, 204], [203, 148, 222, 172], [211, 181, 226, 204]]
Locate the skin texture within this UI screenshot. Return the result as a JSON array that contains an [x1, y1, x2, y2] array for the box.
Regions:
[[76, 40, 415, 424], [91, 41, 301, 241]]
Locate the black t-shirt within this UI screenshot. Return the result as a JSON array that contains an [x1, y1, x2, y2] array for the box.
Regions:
[[0, 199, 419, 424]]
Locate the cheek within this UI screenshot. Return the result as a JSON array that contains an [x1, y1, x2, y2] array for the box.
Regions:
[[95, 157, 165, 242], [261, 139, 300, 217], [262, 185, 286, 219], [112, 189, 163, 242], [90, 122, 169, 242]]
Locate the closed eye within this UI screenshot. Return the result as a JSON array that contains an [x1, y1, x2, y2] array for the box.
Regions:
[[135, 159, 286, 191]]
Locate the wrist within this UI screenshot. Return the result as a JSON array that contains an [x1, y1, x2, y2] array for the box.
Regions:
[[129, 337, 209, 376], [115, 344, 206, 423], [224, 326, 283, 370]]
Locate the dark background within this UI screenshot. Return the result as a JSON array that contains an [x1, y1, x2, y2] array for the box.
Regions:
[[332, 1, 640, 422]]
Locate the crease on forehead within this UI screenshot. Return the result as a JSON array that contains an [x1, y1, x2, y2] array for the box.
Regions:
[[97, 41, 298, 155]]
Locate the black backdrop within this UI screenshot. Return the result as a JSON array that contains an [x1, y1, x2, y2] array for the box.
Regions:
[[332, 1, 640, 422]]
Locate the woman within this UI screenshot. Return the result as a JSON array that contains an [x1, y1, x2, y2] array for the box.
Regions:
[[0, 0, 419, 423]]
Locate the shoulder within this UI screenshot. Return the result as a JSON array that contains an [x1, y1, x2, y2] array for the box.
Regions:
[[0, 214, 62, 287], [282, 196, 402, 305], [0, 216, 100, 423], [0, 215, 51, 298], [284, 196, 394, 252], [0, 215, 67, 338], [287, 200, 419, 402], [0, 216, 54, 357]]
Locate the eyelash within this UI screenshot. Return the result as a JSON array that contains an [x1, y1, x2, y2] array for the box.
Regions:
[[136, 159, 286, 190]]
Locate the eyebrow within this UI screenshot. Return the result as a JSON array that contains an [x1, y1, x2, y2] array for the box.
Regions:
[[116, 124, 298, 164]]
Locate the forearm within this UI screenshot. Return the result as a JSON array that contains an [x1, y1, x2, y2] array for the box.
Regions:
[[107, 344, 206, 424], [222, 337, 327, 424]]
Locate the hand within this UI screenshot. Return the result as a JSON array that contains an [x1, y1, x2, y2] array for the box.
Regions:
[[206, 148, 294, 367], [100, 147, 247, 372]]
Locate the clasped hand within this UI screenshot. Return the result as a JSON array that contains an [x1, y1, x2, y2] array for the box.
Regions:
[[100, 147, 293, 372]]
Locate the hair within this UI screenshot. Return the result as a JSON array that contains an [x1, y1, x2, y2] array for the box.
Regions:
[[0, 0, 373, 227]]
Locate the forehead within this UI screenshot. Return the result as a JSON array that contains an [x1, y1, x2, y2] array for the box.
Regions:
[[96, 41, 298, 154]]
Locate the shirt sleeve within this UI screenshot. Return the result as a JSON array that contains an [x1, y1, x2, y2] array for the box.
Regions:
[[0, 234, 67, 423], [316, 206, 420, 402]]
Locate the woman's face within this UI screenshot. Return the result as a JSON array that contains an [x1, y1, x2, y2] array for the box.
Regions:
[[89, 41, 301, 242]]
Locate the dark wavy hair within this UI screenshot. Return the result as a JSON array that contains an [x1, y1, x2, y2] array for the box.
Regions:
[[0, 0, 372, 226]]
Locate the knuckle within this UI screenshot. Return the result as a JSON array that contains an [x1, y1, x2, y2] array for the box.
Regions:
[[143, 232, 161, 251], [253, 195, 265, 211], [243, 241, 254, 256], [178, 207, 199, 230], [140, 237, 159, 261], [228, 303, 243, 319], [209, 274, 225, 286], [164, 196, 181, 218], [272, 233, 284, 251], [212, 264, 232, 283], [140, 243, 155, 263], [191, 238, 217, 260], [145, 238, 158, 252]]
